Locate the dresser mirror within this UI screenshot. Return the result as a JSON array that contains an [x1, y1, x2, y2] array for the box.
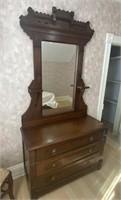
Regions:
[[20, 6, 94, 126], [42, 41, 78, 115]]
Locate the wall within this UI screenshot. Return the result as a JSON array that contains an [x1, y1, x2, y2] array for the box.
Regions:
[[1, 0, 121, 167]]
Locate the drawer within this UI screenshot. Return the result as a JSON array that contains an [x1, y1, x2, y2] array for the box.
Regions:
[[36, 131, 102, 161], [36, 142, 100, 175], [36, 153, 99, 188]]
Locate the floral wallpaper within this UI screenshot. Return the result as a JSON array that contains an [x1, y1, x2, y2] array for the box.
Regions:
[[0, 0, 121, 167]]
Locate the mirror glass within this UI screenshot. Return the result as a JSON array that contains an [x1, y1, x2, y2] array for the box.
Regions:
[[42, 41, 78, 116]]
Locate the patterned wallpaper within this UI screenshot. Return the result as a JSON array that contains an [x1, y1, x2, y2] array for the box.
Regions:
[[1, 0, 121, 167]]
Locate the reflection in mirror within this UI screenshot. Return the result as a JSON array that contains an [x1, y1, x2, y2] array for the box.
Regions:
[[42, 41, 77, 115]]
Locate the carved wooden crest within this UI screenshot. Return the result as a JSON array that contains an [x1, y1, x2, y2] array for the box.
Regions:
[[20, 7, 94, 44]]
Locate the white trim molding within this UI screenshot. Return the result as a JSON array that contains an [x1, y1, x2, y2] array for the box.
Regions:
[[97, 33, 121, 121], [8, 163, 25, 179]]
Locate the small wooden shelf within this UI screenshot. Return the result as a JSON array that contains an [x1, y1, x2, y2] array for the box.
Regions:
[[107, 80, 121, 84], [104, 98, 117, 105], [110, 56, 121, 60]]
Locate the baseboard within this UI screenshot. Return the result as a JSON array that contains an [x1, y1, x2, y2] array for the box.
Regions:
[[8, 163, 25, 179]]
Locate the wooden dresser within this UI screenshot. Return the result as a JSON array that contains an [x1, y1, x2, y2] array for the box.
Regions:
[[21, 116, 107, 198], [20, 7, 108, 199]]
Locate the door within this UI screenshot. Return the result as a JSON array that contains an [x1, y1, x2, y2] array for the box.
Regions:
[[101, 46, 121, 135], [97, 33, 121, 145]]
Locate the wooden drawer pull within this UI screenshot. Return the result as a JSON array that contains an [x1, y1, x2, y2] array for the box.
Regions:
[[52, 148, 56, 155], [51, 176, 55, 182], [89, 137, 94, 143], [52, 163, 56, 168], [86, 158, 94, 164]]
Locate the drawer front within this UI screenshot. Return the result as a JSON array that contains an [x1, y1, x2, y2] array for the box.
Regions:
[[36, 142, 100, 175], [36, 153, 99, 188], [36, 132, 102, 161]]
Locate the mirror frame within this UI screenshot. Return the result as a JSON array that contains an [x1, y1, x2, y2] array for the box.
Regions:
[[20, 7, 94, 127]]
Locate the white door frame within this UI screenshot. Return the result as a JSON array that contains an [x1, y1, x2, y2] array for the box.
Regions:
[[97, 33, 121, 121]]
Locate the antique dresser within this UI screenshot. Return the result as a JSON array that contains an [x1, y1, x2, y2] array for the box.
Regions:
[[20, 7, 108, 199]]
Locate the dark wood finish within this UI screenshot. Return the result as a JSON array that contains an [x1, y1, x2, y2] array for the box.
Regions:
[[20, 7, 108, 199], [21, 116, 107, 199], [20, 7, 94, 127], [36, 142, 100, 175]]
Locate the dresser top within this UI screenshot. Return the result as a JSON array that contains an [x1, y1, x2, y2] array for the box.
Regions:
[[21, 115, 107, 151]]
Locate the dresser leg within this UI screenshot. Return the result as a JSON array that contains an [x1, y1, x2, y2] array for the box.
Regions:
[[30, 190, 38, 200], [31, 194, 37, 199], [97, 159, 103, 170]]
